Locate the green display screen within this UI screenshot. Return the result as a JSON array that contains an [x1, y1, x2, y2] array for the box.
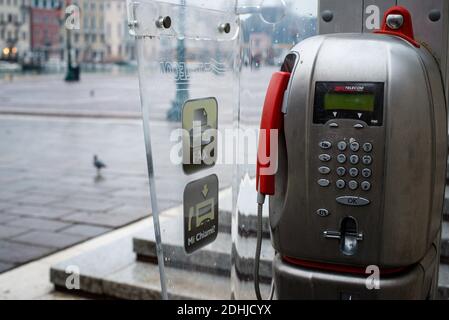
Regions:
[[324, 93, 375, 112]]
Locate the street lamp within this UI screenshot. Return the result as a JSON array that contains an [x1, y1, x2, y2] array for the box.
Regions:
[[166, 0, 189, 122], [63, 0, 79, 81]]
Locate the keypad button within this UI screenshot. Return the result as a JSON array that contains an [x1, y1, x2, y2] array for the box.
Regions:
[[318, 179, 330, 187], [316, 208, 330, 217], [319, 154, 331, 162], [319, 141, 332, 150], [350, 141, 360, 152], [361, 181, 371, 191], [363, 143, 373, 152], [349, 168, 359, 177], [336, 196, 370, 206], [337, 141, 347, 151], [362, 155, 372, 165], [348, 180, 358, 190], [318, 166, 331, 174], [336, 179, 345, 189], [336, 167, 346, 177], [362, 168, 372, 178], [337, 154, 346, 164], [349, 155, 359, 165]]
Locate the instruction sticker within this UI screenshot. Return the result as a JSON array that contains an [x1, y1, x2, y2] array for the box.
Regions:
[[182, 97, 218, 174], [183, 174, 219, 254]]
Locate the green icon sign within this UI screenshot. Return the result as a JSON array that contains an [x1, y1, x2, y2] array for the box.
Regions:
[[182, 97, 218, 174], [183, 174, 219, 254]]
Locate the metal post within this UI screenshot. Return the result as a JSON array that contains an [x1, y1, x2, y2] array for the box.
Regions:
[[166, 0, 189, 121]]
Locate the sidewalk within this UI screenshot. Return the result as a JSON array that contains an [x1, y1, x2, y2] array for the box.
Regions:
[[0, 115, 155, 273]]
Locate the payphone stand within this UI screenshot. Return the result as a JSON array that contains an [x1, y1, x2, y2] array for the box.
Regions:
[[255, 6, 448, 300]]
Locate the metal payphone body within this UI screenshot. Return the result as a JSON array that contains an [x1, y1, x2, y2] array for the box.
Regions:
[[263, 9, 447, 299]]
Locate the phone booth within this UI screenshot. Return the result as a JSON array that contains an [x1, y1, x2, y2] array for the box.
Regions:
[[128, 0, 449, 300]]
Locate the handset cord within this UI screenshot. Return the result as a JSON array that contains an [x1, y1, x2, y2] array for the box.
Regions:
[[254, 192, 275, 300]]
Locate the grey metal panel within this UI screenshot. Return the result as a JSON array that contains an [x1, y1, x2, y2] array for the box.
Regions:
[[318, 0, 364, 34], [273, 247, 437, 299], [362, 0, 397, 32], [398, 0, 446, 66], [270, 33, 447, 268]]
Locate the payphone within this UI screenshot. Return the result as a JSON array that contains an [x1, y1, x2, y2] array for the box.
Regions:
[[256, 6, 447, 299]]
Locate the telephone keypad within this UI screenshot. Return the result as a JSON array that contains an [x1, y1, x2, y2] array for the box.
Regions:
[[319, 154, 331, 162], [349, 167, 358, 177], [350, 141, 360, 152], [318, 179, 330, 187], [336, 167, 346, 176], [319, 141, 332, 149], [361, 181, 371, 191], [349, 155, 359, 165], [337, 141, 347, 151], [336, 179, 345, 189], [363, 143, 373, 152], [362, 168, 371, 178], [318, 166, 331, 174], [337, 154, 346, 164], [348, 180, 358, 190], [317, 138, 374, 193]]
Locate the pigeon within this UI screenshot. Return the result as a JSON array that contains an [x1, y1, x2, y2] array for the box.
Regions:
[[93, 155, 106, 175]]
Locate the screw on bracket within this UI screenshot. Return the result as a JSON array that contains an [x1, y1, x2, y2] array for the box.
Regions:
[[156, 16, 171, 29], [127, 20, 138, 28], [218, 23, 231, 34]]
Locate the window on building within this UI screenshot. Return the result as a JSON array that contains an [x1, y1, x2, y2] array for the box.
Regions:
[[22, 31, 26, 40]]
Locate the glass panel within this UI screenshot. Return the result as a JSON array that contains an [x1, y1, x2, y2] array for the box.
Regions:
[[232, 0, 318, 299], [128, 0, 239, 299]]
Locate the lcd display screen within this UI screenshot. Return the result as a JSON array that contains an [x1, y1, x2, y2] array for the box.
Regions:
[[324, 93, 375, 112]]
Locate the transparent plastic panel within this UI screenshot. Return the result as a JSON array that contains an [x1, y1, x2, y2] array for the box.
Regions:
[[128, 0, 239, 299], [232, 0, 318, 299]]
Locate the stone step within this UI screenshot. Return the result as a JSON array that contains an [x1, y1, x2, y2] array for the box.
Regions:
[[133, 211, 274, 281], [48, 219, 449, 300], [50, 234, 231, 299], [50, 229, 271, 299]]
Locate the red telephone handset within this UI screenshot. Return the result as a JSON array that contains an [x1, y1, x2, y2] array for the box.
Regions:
[[256, 71, 291, 195]]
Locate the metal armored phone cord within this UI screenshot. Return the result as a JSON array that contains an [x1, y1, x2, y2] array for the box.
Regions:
[[254, 192, 275, 300]]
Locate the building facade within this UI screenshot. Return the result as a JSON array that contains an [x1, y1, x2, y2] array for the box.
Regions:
[[0, 0, 31, 61], [104, 0, 134, 62], [0, 0, 135, 64], [30, 0, 63, 60]]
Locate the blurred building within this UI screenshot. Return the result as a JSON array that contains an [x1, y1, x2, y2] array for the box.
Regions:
[[30, 0, 63, 61], [104, 0, 134, 62], [68, 0, 134, 64], [0, 0, 31, 62]]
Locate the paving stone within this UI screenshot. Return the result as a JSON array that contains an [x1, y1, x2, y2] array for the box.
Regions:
[[6, 218, 72, 232], [0, 262, 15, 273], [6, 205, 75, 219], [60, 224, 111, 237], [61, 211, 146, 228], [51, 198, 124, 213], [0, 240, 55, 264], [11, 231, 87, 249], [0, 225, 29, 239], [14, 194, 66, 206], [0, 213, 17, 224]]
